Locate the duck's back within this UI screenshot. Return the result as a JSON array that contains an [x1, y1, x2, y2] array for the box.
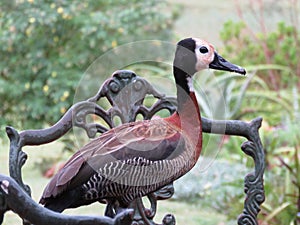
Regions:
[[40, 117, 196, 211]]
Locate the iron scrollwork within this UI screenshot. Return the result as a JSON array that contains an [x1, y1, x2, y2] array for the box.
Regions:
[[238, 119, 265, 225], [202, 117, 265, 225], [0, 191, 7, 224], [1, 70, 265, 225], [87, 70, 178, 225], [0, 174, 133, 225]]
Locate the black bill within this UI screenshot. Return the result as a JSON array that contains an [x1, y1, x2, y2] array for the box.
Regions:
[[209, 52, 246, 75]]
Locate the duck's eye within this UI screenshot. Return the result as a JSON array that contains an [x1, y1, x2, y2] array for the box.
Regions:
[[199, 46, 208, 54]]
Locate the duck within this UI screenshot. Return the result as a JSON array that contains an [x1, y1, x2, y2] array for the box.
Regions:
[[39, 38, 246, 213]]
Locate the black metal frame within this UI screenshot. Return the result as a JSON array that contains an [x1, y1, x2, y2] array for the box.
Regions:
[[0, 70, 265, 225]]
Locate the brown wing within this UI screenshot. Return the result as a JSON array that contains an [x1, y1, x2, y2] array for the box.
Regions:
[[40, 119, 183, 202]]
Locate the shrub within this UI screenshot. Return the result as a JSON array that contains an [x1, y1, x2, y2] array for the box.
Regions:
[[0, 0, 175, 133], [218, 1, 300, 223]]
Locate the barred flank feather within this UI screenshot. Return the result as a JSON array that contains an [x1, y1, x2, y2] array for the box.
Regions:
[[82, 153, 193, 206]]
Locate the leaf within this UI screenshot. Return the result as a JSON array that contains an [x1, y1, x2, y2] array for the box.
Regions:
[[0, 0, 175, 134], [262, 202, 291, 223]]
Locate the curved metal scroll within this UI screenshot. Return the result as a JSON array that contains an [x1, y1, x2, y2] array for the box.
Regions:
[[106, 183, 176, 225], [4, 70, 265, 225], [6, 70, 178, 225], [0, 174, 133, 225], [0, 192, 7, 224], [77, 70, 177, 137], [202, 117, 265, 225]]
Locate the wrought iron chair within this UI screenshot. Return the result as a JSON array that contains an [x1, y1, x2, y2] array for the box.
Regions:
[[0, 70, 265, 225]]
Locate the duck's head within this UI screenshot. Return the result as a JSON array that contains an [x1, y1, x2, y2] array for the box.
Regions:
[[174, 37, 246, 76]]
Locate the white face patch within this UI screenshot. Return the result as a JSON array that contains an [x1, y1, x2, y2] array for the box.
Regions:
[[192, 38, 215, 72], [186, 76, 194, 92]]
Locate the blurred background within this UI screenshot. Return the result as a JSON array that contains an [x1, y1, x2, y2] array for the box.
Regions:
[[1, 0, 300, 224]]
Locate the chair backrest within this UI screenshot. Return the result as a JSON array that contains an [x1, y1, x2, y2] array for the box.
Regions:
[[78, 70, 177, 137], [3, 69, 265, 225], [6, 69, 178, 224]]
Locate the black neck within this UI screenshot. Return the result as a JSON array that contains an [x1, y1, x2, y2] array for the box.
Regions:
[[173, 39, 197, 113], [173, 66, 193, 112]]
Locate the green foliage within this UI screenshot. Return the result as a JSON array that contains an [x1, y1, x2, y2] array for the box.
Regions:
[[259, 120, 300, 224], [0, 0, 175, 133], [220, 20, 300, 90], [124, 36, 300, 225], [189, 65, 296, 126], [217, 1, 300, 223], [218, 13, 300, 126], [173, 158, 247, 219], [217, 115, 300, 224]]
